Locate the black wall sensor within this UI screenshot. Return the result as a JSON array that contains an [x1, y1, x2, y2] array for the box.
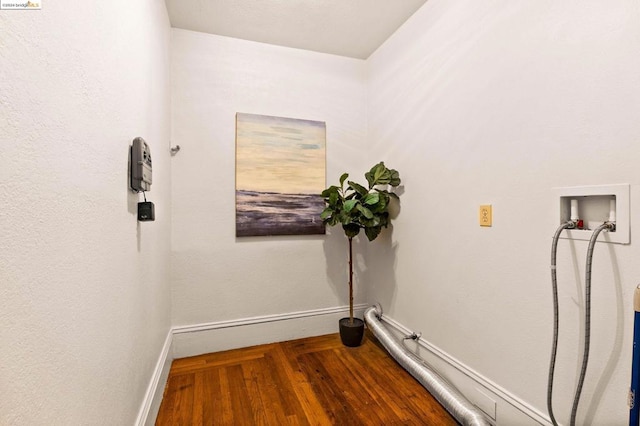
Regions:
[[138, 201, 155, 222]]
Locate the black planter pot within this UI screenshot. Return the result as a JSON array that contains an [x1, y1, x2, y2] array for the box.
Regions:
[[339, 317, 365, 347]]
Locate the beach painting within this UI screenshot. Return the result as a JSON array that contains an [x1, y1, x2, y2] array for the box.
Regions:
[[236, 113, 326, 237]]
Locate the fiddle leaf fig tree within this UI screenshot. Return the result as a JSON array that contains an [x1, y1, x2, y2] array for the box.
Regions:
[[321, 162, 401, 324]]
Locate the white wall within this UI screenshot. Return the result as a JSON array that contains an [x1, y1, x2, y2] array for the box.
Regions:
[[5, 1, 636, 423], [170, 30, 368, 333], [0, 1, 172, 424], [367, 0, 640, 424]]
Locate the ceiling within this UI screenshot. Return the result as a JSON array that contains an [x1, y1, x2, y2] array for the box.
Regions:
[[164, 0, 427, 59]]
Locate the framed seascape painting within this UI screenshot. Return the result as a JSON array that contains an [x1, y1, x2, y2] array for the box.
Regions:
[[235, 113, 326, 237]]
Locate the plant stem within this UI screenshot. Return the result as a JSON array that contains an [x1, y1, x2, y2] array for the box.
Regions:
[[348, 236, 353, 325]]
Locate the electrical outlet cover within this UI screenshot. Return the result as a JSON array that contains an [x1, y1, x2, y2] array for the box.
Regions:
[[479, 205, 492, 227]]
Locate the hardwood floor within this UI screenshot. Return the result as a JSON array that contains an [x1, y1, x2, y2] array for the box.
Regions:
[[156, 332, 458, 425]]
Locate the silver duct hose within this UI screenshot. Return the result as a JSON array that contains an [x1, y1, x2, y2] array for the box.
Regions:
[[364, 305, 491, 426]]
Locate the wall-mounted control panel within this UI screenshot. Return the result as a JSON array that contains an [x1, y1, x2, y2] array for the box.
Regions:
[[129, 137, 155, 222], [555, 184, 629, 244], [130, 137, 152, 192]]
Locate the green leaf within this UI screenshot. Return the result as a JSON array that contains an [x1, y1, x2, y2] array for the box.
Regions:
[[361, 216, 380, 228], [369, 195, 387, 213], [321, 185, 339, 198], [363, 192, 379, 205], [365, 171, 374, 188], [356, 204, 373, 219], [365, 163, 383, 187], [329, 191, 339, 206], [339, 173, 349, 187], [377, 213, 390, 227], [320, 207, 333, 220], [342, 223, 360, 238], [388, 169, 401, 187], [367, 162, 391, 186], [364, 226, 382, 241], [337, 211, 348, 223], [348, 181, 368, 197], [344, 199, 358, 212], [372, 162, 385, 181]]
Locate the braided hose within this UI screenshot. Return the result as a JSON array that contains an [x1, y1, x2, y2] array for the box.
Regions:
[[547, 221, 575, 426], [570, 222, 614, 425]]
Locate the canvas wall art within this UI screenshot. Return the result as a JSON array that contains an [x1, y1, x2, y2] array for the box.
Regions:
[[236, 113, 326, 237]]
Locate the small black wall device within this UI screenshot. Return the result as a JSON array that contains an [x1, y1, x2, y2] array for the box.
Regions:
[[138, 201, 155, 222]]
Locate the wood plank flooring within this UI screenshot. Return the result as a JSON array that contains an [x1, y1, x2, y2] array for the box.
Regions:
[[156, 332, 458, 425]]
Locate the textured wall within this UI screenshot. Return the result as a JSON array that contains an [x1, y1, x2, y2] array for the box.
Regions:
[[5, 1, 638, 423], [170, 29, 369, 327], [367, 0, 640, 424], [0, 1, 172, 424]]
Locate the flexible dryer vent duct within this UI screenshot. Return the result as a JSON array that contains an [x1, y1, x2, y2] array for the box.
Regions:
[[364, 305, 490, 426]]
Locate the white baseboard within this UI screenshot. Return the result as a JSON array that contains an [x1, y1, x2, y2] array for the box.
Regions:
[[379, 313, 551, 426], [137, 303, 368, 425], [136, 331, 173, 426], [171, 303, 368, 358]]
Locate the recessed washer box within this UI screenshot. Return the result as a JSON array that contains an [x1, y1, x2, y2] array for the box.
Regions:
[[554, 184, 630, 244]]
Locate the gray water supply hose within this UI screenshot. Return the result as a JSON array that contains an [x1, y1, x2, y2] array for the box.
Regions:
[[364, 305, 490, 426], [548, 221, 576, 426], [570, 222, 615, 425], [548, 221, 614, 426]]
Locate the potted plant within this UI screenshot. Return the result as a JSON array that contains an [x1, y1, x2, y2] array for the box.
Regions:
[[320, 162, 401, 347]]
